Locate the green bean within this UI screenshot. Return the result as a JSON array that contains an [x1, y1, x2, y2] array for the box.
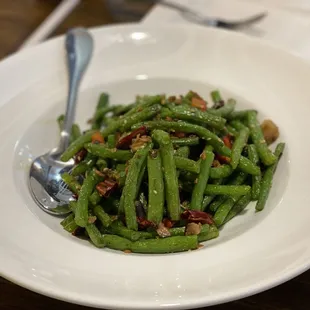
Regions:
[[205, 185, 250, 196], [218, 145, 260, 175], [75, 170, 101, 227], [202, 181, 223, 212], [198, 225, 219, 242], [125, 95, 162, 116], [210, 165, 233, 179], [168, 105, 226, 130], [147, 151, 164, 224], [238, 156, 261, 175], [210, 90, 223, 104], [57, 114, 65, 131], [93, 205, 112, 228], [122, 143, 153, 230], [167, 224, 210, 237], [113, 103, 135, 116], [174, 146, 190, 158], [171, 136, 200, 147], [223, 193, 252, 225], [103, 235, 132, 251], [190, 146, 214, 210], [231, 127, 249, 169], [227, 109, 257, 120], [97, 92, 109, 110], [256, 143, 285, 211], [92, 106, 115, 128], [214, 195, 241, 226], [61, 172, 81, 194], [248, 111, 277, 166], [131, 235, 198, 253], [60, 213, 79, 233], [174, 156, 200, 174], [102, 104, 161, 136], [208, 195, 227, 213], [229, 119, 248, 131], [135, 120, 224, 150], [91, 93, 110, 129], [247, 144, 261, 200], [115, 164, 126, 187], [107, 134, 117, 148], [107, 221, 155, 241], [89, 190, 102, 206], [71, 153, 97, 176], [152, 130, 180, 221], [226, 125, 238, 136], [71, 124, 82, 142], [96, 158, 108, 170], [202, 195, 215, 210], [208, 172, 248, 212], [85, 224, 105, 248], [85, 143, 133, 161], [60, 130, 95, 162], [208, 99, 236, 118]]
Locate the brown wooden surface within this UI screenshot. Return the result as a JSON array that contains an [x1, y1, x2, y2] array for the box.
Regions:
[[0, 1, 309, 309]]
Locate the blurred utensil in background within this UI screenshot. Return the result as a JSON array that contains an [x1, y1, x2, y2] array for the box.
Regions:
[[19, 0, 266, 49], [158, 0, 267, 28]]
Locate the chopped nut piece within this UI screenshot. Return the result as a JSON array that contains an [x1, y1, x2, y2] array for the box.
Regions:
[[261, 119, 279, 145], [156, 222, 171, 238], [130, 135, 152, 152], [185, 222, 202, 236]]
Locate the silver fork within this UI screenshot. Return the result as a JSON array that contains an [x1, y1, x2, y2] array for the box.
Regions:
[[159, 0, 267, 29]]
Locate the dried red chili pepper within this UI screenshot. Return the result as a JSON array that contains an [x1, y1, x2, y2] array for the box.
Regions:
[[96, 179, 118, 198], [181, 210, 214, 225], [191, 97, 207, 111], [74, 148, 87, 164], [222, 134, 233, 149], [116, 126, 148, 149], [163, 218, 174, 228], [215, 154, 231, 164], [136, 217, 155, 230]]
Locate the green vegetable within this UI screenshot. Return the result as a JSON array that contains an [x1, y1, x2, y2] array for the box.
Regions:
[[231, 127, 249, 169], [122, 143, 153, 230], [208, 99, 236, 118], [131, 235, 198, 254], [134, 120, 224, 150], [247, 144, 261, 200], [168, 104, 226, 130], [147, 151, 164, 224], [223, 193, 252, 225], [190, 146, 214, 210], [60, 130, 95, 162], [92, 205, 112, 228], [75, 170, 101, 227], [152, 130, 180, 221], [248, 111, 277, 166], [61, 172, 81, 194], [256, 143, 285, 211], [85, 143, 133, 161], [171, 136, 200, 146], [102, 104, 161, 136], [174, 156, 200, 174], [198, 225, 219, 242]]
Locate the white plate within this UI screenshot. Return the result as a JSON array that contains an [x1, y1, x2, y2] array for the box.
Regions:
[[0, 24, 309, 309]]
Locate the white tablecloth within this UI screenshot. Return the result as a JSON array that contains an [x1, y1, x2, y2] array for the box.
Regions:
[[143, 0, 310, 60]]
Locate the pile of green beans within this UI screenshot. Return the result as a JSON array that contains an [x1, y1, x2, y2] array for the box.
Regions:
[[59, 90, 285, 254]]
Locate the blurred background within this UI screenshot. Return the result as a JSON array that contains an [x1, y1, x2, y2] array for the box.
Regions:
[[0, 0, 153, 59]]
